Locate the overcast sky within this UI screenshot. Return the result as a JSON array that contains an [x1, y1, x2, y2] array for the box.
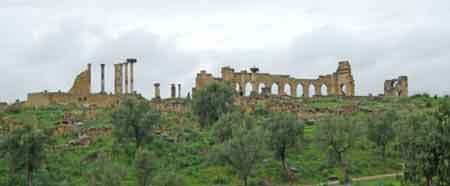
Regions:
[[1, 0, 449, 102]]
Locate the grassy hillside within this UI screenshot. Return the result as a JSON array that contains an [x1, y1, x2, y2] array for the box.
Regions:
[[0, 95, 444, 186]]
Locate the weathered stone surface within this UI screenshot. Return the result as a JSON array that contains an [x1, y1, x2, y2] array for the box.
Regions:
[[384, 76, 408, 97], [69, 64, 91, 96], [194, 60, 355, 97]]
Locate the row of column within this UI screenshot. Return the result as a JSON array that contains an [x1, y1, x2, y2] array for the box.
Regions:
[[114, 58, 137, 95], [153, 83, 182, 99]]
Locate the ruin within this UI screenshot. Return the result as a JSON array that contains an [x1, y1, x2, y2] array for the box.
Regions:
[[384, 76, 408, 97], [194, 60, 356, 97], [26, 63, 120, 107], [23, 58, 409, 110]]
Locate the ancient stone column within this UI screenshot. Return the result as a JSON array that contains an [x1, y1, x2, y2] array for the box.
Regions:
[[177, 84, 181, 98], [170, 84, 176, 98], [277, 83, 283, 96], [154, 83, 161, 99], [100, 64, 105, 94], [124, 62, 129, 94], [127, 58, 137, 93], [290, 84, 297, 97], [314, 84, 322, 96], [250, 67, 259, 95], [303, 84, 309, 98], [114, 63, 123, 95]]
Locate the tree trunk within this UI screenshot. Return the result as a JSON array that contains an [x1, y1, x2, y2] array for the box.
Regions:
[[27, 165, 32, 186], [426, 177, 433, 186], [244, 177, 248, 186], [341, 160, 351, 186]]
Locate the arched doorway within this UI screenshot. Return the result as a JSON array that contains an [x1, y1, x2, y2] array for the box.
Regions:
[[245, 82, 253, 96], [340, 84, 348, 96], [321, 84, 328, 96], [258, 83, 266, 94], [297, 84, 304, 97], [271, 83, 279, 95], [284, 84, 291, 96], [309, 84, 315, 98]]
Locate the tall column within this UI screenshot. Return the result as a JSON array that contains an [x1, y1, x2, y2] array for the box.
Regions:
[[114, 63, 123, 95], [127, 58, 137, 93], [170, 84, 176, 98], [154, 83, 161, 99], [100, 64, 105, 94], [277, 83, 283, 96], [177, 84, 181, 98], [314, 84, 322, 96], [124, 62, 129, 94], [290, 84, 297, 97]]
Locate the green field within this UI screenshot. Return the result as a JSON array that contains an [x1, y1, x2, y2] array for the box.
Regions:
[[0, 95, 444, 186]]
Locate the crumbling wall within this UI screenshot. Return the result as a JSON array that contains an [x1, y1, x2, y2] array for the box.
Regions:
[[384, 76, 408, 97], [69, 64, 91, 96], [194, 60, 356, 97]]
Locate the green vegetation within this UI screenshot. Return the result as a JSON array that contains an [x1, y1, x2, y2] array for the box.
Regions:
[[0, 89, 449, 186], [192, 82, 235, 127]]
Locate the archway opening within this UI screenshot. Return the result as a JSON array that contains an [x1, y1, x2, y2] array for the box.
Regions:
[[321, 84, 328, 96], [258, 83, 266, 94], [284, 84, 291, 96], [297, 84, 304, 97], [340, 84, 347, 96], [271, 83, 279, 95], [309, 84, 315, 98], [245, 82, 253, 96]]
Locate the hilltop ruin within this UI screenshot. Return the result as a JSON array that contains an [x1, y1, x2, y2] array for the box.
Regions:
[[24, 59, 409, 109], [194, 61, 356, 97]]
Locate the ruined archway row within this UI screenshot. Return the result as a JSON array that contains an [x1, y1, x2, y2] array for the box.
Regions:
[[194, 61, 356, 98]]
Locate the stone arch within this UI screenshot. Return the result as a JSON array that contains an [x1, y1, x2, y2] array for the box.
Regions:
[[284, 84, 291, 96], [321, 84, 328, 96], [340, 84, 347, 96], [258, 83, 266, 94], [245, 82, 253, 96], [296, 84, 304, 97], [309, 84, 315, 97], [271, 83, 279, 95]]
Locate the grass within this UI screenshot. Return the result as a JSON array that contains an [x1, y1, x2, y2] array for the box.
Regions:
[[0, 96, 444, 186]]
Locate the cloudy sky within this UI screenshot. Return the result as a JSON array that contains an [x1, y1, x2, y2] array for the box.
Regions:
[[1, 0, 449, 102]]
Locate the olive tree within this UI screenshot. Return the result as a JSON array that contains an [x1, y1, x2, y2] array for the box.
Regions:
[[192, 82, 235, 127], [367, 111, 397, 159], [265, 112, 304, 179], [316, 117, 361, 186], [111, 97, 162, 151], [398, 99, 450, 186], [0, 115, 51, 186]]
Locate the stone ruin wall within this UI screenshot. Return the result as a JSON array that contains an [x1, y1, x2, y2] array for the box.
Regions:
[[194, 60, 355, 98], [384, 76, 408, 97], [26, 59, 137, 108]]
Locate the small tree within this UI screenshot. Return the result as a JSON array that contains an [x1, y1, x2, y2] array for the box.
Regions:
[[135, 149, 157, 186], [87, 153, 126, 186], [265, 112, 304, 179], [221, 126, 265, 186], [111, 97, 162, 151], [316, 117, 361, 186], [0, 115, 51, 186], [212, 111, 256, 143], [192, 82, 235, 127], [367, 111, 397, 159]]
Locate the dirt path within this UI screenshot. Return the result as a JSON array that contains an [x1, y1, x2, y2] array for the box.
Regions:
[[298, 172, 403, 186]]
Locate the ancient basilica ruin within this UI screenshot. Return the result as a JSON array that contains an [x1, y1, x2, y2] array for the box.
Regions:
[[194, 61, 355, 97], [24, 59, 409, 108]]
